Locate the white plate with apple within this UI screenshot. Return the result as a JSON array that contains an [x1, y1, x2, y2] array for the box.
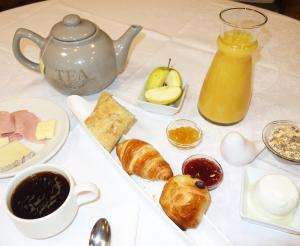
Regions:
[[137, 63, 188, 115]]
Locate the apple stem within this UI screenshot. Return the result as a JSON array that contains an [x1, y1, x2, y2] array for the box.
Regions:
[[168, 58, 171, 68], [162, 58, 172, 86]]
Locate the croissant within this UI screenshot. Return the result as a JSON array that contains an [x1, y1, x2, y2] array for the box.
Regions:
[[116, 139, 173, 181], [159, 175, 211, 229]]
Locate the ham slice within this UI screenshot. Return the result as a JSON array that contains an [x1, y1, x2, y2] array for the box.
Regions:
[[0, 110, 40, 142], [11, 110, 39, 142], [0, 111, 15, 137]]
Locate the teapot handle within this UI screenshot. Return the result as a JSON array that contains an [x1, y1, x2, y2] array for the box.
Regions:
[[12, 28, 45, 72]]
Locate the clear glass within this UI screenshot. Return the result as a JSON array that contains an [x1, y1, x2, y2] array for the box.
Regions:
[[182, 154, 223, 190], [262, 120, 300, 164], [166, 119, 202, 149], [198, 8, 268, 125]]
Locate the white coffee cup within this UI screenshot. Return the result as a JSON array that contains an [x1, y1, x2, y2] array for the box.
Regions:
[[5, 164, 100, 239]]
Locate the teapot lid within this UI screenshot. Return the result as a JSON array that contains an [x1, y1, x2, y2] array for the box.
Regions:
[[51, 14, 96, 42]]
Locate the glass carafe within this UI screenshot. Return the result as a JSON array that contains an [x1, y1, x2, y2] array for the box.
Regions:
[[198, 8, 267, 125]]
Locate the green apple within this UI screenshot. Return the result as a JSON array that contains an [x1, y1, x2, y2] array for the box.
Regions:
[[144, 86, 182, 105], [146, 67, 169, 90], [165, 69, 182, 87], [146, 67, 182, 90], [144, 60, 183, 105]]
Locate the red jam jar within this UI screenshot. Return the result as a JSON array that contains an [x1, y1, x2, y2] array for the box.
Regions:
[[182, 154, 223, 190]]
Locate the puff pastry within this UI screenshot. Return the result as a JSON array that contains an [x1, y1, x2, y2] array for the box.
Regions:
[[159, 175, 211, 229], [85, 92, 136, 152], [116, 139, 173, 180]]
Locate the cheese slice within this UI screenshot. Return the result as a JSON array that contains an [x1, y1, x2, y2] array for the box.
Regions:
[[0, 141, 35, 172], [0, 137, 9, 148], [35, 120, 56, 140]]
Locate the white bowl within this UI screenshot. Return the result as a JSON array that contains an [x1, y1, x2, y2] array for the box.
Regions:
[[137, 84, 188, 115]]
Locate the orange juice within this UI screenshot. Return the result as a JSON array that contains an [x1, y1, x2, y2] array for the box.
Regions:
[[198, 30, 258, 125]]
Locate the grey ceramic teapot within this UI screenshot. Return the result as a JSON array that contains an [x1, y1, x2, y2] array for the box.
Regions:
[[12, 14, 142, 95]]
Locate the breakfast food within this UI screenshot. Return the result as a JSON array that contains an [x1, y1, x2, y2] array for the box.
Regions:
[[159, 175, 211, 229], [0, 110, 56, 172], [0, 111, 15, 137], [182, 155, 223, 190], [0, 141, 35, 172], [253, 174, 299, 217], [0, 137, 9, 148], [144, 60, 183, 105], [11, 171, 70, 219], [85, 92, 136, 152], [35, 120, 56, 140], [145, 87, 182, 105], [168, 126, 200, 145], [267, 123, 300, 161], [166, 119, 202, 149], [0, 110, 39, 142], [116, 139, 173, 180]]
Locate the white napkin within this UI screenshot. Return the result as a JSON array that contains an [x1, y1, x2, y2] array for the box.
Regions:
[[107, 202, 140, 246]]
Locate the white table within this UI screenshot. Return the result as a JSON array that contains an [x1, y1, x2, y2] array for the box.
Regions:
[[0, 0, 300, 245]]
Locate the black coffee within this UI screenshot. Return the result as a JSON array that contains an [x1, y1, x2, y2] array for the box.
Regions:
[[10, 171, 70, 219]]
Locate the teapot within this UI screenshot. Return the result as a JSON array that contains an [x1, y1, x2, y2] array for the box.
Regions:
[[12, 14, 142, 95]]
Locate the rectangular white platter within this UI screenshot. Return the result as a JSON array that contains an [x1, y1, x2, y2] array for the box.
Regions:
[[67, 94, 232, 246]]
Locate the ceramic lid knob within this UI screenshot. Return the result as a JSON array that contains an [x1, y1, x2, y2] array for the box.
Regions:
[[63, 14, 81, 26], [51, 14, 97, 42]]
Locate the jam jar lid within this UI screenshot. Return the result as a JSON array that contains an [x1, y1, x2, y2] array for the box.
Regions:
[[51, 14, 96, 42]]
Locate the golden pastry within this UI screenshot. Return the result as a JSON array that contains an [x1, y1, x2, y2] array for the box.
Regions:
[[116, 139, 173, 180], [159, 175, 211, 229], [85, 92, 136, 152]]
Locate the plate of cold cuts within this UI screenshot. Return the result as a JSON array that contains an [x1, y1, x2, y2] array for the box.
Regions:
[[0, 98, 69, 178]]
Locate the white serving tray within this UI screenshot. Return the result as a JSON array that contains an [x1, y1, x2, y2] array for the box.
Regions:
[[67, 94, 232, 246], [240, 165, 300, 234]]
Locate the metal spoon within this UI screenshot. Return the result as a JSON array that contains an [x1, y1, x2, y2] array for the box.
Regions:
[[89, 218, 111, 246]]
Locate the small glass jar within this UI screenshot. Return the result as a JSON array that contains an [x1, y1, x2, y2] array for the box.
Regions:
[[166, 119, 202, 149], [182, 154, 223, 190]]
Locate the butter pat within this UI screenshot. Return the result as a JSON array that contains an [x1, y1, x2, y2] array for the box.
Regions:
[[254, 174, 299, 217], [35, 120, 56, 140], [0, 141, 35, 172], [0, 137, 9, 148]]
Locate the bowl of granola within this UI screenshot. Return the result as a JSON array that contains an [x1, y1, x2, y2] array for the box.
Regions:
[[262, 120, 300, 164]]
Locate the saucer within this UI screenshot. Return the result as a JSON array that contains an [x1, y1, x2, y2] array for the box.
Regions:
[[240, 165, 300, 234], [137, 84, 188, 115]]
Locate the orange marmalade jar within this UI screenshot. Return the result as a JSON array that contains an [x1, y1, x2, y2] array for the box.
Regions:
[[166, 119, 202, 149]]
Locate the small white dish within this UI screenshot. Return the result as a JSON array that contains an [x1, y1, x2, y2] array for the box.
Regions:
[[240, 165, 300, 234], [137, 84, 188, 115], [0, 98, 69, 178]]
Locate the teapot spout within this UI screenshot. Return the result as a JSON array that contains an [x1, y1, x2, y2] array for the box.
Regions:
[[113, 25, 142, 73]]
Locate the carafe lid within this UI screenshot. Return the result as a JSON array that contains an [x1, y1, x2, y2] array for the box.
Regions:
[[51, 14, 96, 42]]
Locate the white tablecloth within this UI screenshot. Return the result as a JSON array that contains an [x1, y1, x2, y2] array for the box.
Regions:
[[0, 0, 300, 245]]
